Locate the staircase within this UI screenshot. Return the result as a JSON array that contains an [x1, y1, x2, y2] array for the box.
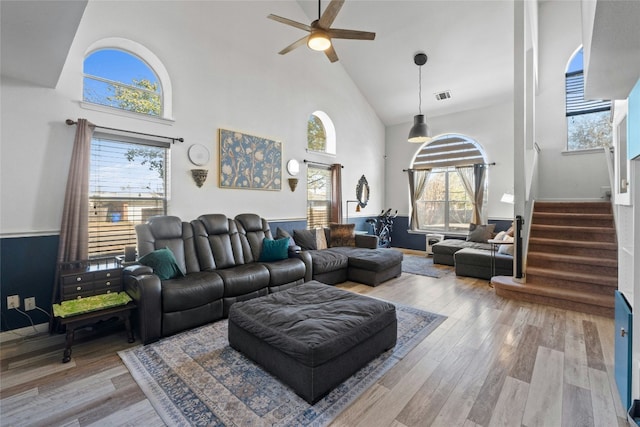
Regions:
[[492, 201, 617, 317]]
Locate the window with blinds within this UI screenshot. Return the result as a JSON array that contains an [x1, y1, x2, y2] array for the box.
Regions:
[[306, 166, 332, 229], [89, 135, 169, 258], [565, 47, 611, 151], [410, 135, 486, 232]]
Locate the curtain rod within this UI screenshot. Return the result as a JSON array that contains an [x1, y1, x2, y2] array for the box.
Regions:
[[403, 162, 495, 172], [303, 159, 344, 168], [65, 119, 184, 144]]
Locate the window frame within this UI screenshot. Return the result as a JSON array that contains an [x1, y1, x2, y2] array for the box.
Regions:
[[564, 47, 612, 152], [83, 53, 163, 117], [409, 134, 488, 233], [82, 37, 174, 121], [307, 111, 336, 155], [88, 132, 170, 259], [414, 167, 477, 233], [306, 165, 332, 229]]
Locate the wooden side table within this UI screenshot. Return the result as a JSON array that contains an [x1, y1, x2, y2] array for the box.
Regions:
[[53, 293, 136, 363], [488, 239, 514, 280]]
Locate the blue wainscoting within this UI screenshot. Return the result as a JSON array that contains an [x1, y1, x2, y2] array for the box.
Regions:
[[269, 217, 372, 237], [389, 216, 514, 251], [1, 235, 59, 331]]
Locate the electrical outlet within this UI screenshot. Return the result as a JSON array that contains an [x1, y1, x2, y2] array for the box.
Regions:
[[24, 297, 36, 311], [7, 295, 19, 309]]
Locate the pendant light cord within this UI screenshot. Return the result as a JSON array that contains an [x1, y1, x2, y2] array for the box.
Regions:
[[418, 65, 423, 115]]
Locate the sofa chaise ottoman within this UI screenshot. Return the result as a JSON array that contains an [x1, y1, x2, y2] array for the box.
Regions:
[[454, 247, 513, 280], [228, 280, 397, 404]]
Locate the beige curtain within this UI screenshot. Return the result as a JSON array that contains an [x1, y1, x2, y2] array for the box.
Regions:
[[408, 169, 430, 230], [330, 163, 343, 223], [456, 164, 487, 224], [57, 119, 95, 263], [473, 163, 487, 224]]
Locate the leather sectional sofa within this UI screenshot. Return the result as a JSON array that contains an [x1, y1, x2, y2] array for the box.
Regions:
[[286, 227, 403, 286], [124, 213, 403, 344]]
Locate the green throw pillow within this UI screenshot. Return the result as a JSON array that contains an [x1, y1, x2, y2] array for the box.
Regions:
[[138, 247, 184, 280], [259, 237, 290, 262]]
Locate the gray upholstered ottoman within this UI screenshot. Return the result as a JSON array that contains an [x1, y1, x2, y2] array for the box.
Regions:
[[454, 247, 513, 279], [333, 247, 403, 286], [228, 280, 397, 403]]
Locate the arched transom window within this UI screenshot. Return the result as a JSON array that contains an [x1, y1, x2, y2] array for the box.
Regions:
[[307, 111, 336, 155], [82, 38, 173, 120], [409, 134, 488, 232]]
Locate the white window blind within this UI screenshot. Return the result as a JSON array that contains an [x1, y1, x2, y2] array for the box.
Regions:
[[89, 136, 169, 258], [307, 166, 332, 229], [565, 71, 611, 116]]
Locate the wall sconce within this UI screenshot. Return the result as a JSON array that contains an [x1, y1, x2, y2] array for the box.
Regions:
[[288, 178, 298, 192], [345, 200, 361, 223], [191, 169, 208, 187]]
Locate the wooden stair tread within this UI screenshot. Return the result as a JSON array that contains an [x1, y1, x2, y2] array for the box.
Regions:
[[532, 212, 613, 220], [530, 224, 615, 233], [528, 237, 617, 251], [526, 266, 618, 286], [491, 277, 614, 308], [527, 251, 618, 267]]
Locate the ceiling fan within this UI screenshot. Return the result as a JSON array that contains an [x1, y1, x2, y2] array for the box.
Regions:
[[267, 0, 376, 63]]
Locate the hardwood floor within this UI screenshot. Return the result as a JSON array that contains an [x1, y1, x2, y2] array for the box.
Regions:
[[0, 252, 627, 426]]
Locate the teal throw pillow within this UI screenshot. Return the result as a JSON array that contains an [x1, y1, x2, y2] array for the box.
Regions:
[[138, 247, 184, 280], [259, 237, 290, 262]]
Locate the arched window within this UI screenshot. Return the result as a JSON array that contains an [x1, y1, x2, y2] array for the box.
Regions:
[[82, 38, 173, 120], [408, 134, 488, 232], [307, 111, 336, 155], [565, 47, 611, 151], [84, 49, 161, 116]]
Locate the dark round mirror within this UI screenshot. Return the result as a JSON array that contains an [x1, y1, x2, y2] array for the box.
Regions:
[[356, 175, 369, 208]]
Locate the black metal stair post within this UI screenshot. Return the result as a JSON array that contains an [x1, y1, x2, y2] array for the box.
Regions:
[[515, 215, 524, 279]]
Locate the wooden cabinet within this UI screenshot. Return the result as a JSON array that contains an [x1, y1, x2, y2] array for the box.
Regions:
[[58, 260, 122, 301], [54, 259, 134, 363]]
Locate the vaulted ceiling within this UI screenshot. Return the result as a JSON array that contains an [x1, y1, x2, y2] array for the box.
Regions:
[[1, 0, 638, 126]]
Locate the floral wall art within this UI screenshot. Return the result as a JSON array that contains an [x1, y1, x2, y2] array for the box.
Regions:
[[219, 129, 282, 190]]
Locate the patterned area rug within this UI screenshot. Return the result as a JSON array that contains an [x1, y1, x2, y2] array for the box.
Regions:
[[119, 304, 446, 427], [402, 254, 452, 278]]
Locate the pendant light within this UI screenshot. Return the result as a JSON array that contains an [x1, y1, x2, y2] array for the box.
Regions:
[[408, 52, 432, 143]]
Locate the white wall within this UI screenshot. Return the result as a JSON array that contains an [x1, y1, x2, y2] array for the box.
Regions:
[[0, 1, 385, 235], [535, 0, 609, 200], [384, 100, 515, 221]]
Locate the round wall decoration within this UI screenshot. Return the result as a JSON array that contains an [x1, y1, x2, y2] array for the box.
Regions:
[[188, 144, 210, 166], [286, 159, 300, 176]]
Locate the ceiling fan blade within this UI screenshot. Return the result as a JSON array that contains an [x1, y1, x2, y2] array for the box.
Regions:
[[267, 14, 311, 32], [278, 35, 309, 55], [328, 28, 376, 40], [318, 0, 344, 29], [325, 44, 339, 63]]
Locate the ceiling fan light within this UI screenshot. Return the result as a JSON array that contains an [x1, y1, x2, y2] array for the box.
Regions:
[[408, 114, 431, 143], [308, 31, 331, 51]]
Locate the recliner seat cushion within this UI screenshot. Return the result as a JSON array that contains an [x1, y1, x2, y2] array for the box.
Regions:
[[261, 258, 306, 286], [216, 264, 270, 297], [161, 271, 224, 312]]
